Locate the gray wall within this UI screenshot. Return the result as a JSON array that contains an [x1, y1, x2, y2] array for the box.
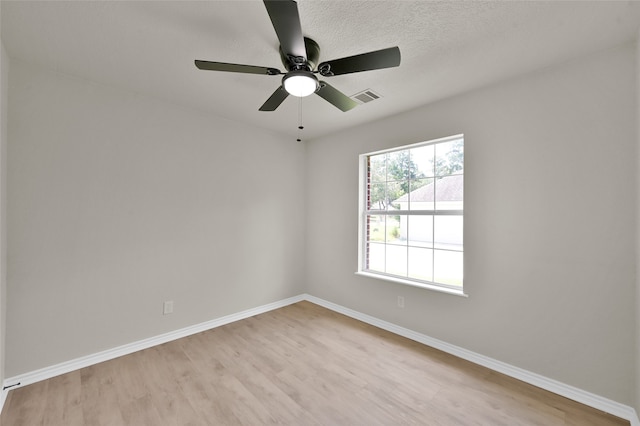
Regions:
[[0, 17, 7, 388], [636, 34, 640, 416], [306, 43, 636, 406], [6, 60, 307, 376]]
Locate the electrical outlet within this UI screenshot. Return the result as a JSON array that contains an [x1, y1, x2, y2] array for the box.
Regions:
[[397, 296, 405, 308], [163, 301, 174, 315]]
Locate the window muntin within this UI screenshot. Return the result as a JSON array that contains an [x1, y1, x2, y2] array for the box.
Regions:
[[360, 135, 464, 291]]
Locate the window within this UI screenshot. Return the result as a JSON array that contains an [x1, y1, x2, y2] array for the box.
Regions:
[[358, 135, 464, 295]]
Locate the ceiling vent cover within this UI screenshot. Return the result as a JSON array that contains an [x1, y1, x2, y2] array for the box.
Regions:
[[351, 89, 382, 104]]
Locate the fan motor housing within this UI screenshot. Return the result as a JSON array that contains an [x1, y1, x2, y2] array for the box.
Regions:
[[280, 37, 320, 71]]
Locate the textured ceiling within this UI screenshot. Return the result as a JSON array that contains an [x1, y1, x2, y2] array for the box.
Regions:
[[2, 1, 640, 141]]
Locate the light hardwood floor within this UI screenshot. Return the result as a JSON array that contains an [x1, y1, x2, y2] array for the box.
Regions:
[[0, 301, 629, 425]]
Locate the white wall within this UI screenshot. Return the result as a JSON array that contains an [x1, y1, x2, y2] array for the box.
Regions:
[[6, 60, 306, 376], [306, 43, 636, 406]]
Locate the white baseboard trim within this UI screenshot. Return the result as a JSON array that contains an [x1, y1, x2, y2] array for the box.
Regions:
[[2, 294, 305, 394], [303, 294, 640, 426], [0, 387, 8, 415], [1, 292, 638, 426]]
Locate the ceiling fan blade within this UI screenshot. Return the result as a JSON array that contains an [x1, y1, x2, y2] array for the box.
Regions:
[[318, 46, 401, 76], [263, 0, 307, 62], [259, 86, 289, 111], [316, 82, 358, 112], [195, 60, 281, 75]]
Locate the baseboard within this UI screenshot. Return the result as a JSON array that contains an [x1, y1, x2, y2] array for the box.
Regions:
[[2, 294, 305, 394], [303, 294, 640, 426], [0, 387, 7, 415], [2, 292, 638, 425]]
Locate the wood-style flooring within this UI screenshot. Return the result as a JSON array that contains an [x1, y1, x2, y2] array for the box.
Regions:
[[0, 301, 629, 425]]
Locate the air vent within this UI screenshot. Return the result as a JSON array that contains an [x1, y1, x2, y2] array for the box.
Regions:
[[351, 89, 382, 104]]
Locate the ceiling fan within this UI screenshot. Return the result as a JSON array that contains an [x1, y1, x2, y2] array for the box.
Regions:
[[195, 0, 401, 112]]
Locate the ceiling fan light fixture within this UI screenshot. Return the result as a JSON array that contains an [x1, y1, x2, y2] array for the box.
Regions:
[[195, 1, 401, 112], [283, 70, 319, 97]]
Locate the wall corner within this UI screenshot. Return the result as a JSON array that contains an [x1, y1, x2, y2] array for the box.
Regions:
[[635, 31, 640, 418], [0, 2, 8, 412]]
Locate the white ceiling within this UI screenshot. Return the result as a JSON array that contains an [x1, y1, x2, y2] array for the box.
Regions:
[[2, 0, 640, 141]]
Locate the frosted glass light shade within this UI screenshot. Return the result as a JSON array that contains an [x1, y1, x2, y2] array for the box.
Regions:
[[283, 71, 319, 97]]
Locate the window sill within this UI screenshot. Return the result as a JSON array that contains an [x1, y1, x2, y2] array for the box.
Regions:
[[355, 271, 468, 298]]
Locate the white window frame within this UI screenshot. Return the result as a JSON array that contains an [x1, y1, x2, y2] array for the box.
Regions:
[[356, 134, 466, 297]]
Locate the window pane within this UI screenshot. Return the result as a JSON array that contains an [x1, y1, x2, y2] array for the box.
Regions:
[[407, 215, 433, 248], [434, 175, 463, 210], [386, 181, 404, 210], [408, 247, 433, 282], [387, 150, 408, 182], [369, 154, 386, 183], [433, 250, 463, 287], [395, 214, 409, 245], [410, 145, 435, 178], [385, 215, 404, 245], [408, 178, 434, 211], [435, 139, 464, 177], [386, 244, 407, 276], [367, 215, 386, 242], [434, 215, 463, 251], [368, 182, 386, 210], [367, 242, 385, 273]]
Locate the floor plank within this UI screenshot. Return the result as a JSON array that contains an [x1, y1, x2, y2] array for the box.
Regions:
[[0, 301, 629, 425]]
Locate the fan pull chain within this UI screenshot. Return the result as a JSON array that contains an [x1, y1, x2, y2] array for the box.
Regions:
[[297, 97, 304, 142]]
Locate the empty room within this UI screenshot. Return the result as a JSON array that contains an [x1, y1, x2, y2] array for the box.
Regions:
[[0, 0, 639, 424]]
